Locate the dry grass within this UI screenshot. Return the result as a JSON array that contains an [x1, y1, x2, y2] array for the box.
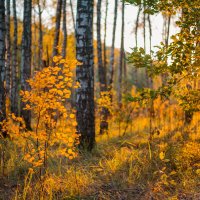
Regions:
[[0, 110, 200, 200]]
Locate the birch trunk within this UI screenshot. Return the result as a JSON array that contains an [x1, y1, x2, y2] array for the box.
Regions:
[[52, 0, 62, 58], [37, 0, 43, 69], [109, 0, 118, 96], [6, 0, 11, 98], [0, 1, 6, 136], [69, 0, 75, 33], [21, 0, 32, 130], [103, 0, 108, 71], [134, 5, 142, 86], [97, 0, 108, 134], [76, 0, 95, 150], [62, 0, 67, 58], [11, 0, 18, 115], [118, 0, 125, 104]]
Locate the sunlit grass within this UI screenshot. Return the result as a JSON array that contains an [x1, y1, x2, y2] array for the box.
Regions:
[[1, 107, 200, 199]]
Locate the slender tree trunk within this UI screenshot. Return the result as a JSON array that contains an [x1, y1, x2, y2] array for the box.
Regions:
[[135, 5, 141, 48], [69, 0, 75, 33], [33, 15, 37, 71], [109, 0, 118, 97], [46, 45, 49, 67], [134, 5, 141, 86], [147, 14, 153, 88], [6, 0, 11, 99], [76, 0, 95, 151], [147, 14, 152, 53], [97, 0, 104, 90], [11, 0, 18, 115], [143, 2, 146, 52], [143, 2, 149, 87], [52, 0, 62, 58], [21, 0, 32, 130], [103, 0, 108, 71], [162, 14, 171, 47], [97, 0, 108, 134], [161, 14, 170, 84], [118, 0, 125, 103], [62, 0, 67, 58], [166, 15, 171, 47], [0, 1, 6, 136], [37, 0, 43, 69], [123, 52, 127, 79]]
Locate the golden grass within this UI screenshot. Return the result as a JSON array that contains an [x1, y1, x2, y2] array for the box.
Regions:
[[0, 110, 200, 200]]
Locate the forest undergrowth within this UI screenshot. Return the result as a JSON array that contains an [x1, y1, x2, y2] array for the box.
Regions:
[[1, 103, 200, 200]]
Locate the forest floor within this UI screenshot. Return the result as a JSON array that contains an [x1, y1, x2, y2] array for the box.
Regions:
[[0, 116, 200, 200]]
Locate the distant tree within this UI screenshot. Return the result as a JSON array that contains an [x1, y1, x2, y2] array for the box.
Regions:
[[21, 0, 32, 130], [11, 0, 18, 115], [6, 0, 11, 99], [162, 14, 171, 48], [134, 5, 142, 86], [143, 1, 146, 52], [118, 0, 125, 104], [52, 0, 62, 58], [37, 0, 43, 69], [62, 0, 67, 58], [109, 0, 118, 99], [135, 5, 142, 48], [103, 0, 108, 70], [76, 0, 95, 150], [69, 0, 75, 32], [0, 0, 6, 136], [97, 0, 108, 134]]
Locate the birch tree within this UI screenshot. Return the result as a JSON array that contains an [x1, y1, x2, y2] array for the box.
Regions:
[[118, 0, 125, 104], [37, 0, 43, 69], [21, 0, 32, 130], [76, 0, 95, 150], [62, 0, 67, 58], [69, 0, 75, 32], [11, 0, 18, 115], [6, 0, 11, 98], [109, 0, 118, 98], [0, 0, 6, 136], [103, 0, 108, 70], [52, 0, 62, 58], [97, 0, 108, 134]]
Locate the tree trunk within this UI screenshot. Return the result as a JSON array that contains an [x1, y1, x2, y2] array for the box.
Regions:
[[143, 2, 146, 52], [52, 0, 62, 58], [37, 0, 43, 69], [118, 0, 125, 104], [166, 15, 171, 47], [97, 0, 108, 134], [76, 0, 95, 151], [33, 15, 37, 71], [134, 5, 141, 86], [109, 0, 118, 97], [62, 0, 67, 58], [143, 2, 149, 87], [103, 0, 108, 72], [21, 0, 32, 130], [11, 0, 18, 115], [6, 0, 11, 99], [147, 14, 152, 53], [0, 0, 6, 136], [147, 14, 153, 88], [69, 0, 75, 33], [135, 5, 141, 48]]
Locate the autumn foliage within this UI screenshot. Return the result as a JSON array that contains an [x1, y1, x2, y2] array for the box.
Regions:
[[0, 56, 80, 174]]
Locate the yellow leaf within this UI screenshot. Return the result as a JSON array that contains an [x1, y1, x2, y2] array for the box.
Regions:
[[159, 152, 165, 160], [69, 114, 75, 119]]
